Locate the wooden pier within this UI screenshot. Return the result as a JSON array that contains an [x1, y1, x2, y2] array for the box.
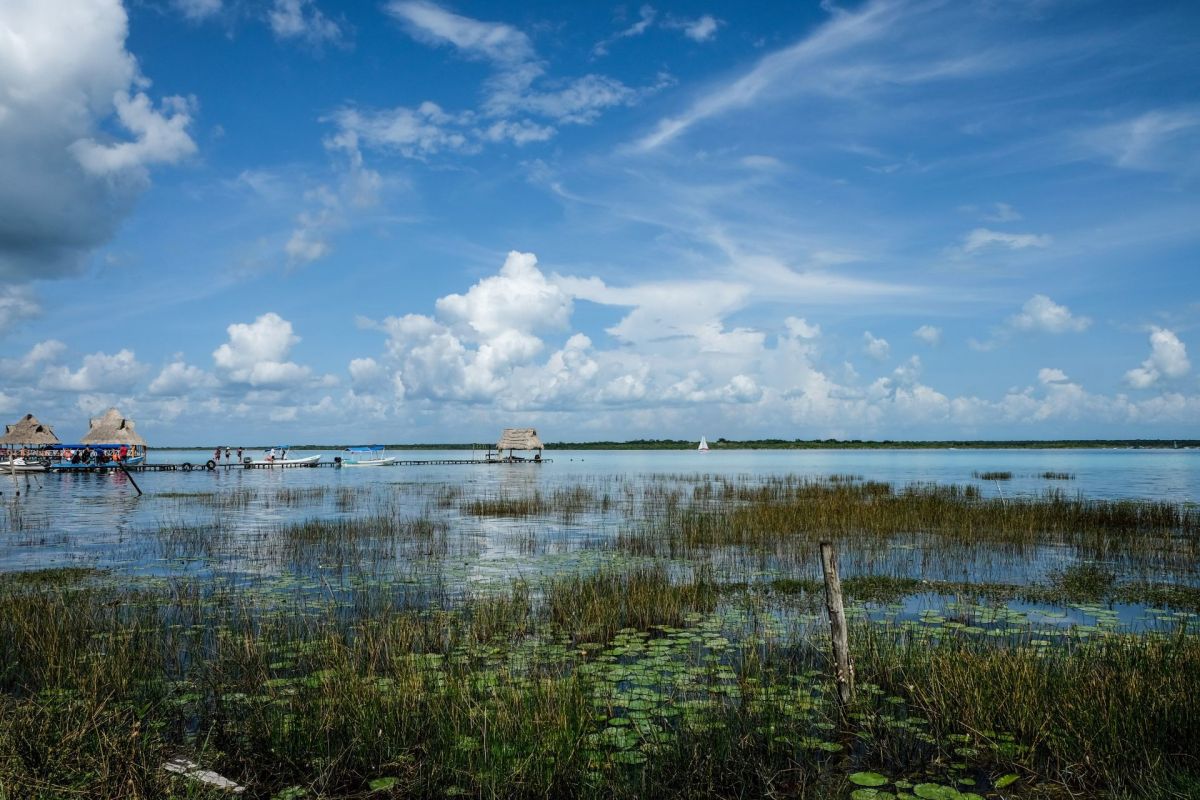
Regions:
[[46, 458, 548, 474]]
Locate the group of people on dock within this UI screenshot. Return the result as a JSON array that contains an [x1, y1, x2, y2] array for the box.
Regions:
[[212, 447, 246, 464], [209, 447, 291, 464]]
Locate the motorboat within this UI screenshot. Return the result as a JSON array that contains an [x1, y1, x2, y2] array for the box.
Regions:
[[247, 450, 321, 467], [341, 445, 396, 467], [0, 457, 48, 474]]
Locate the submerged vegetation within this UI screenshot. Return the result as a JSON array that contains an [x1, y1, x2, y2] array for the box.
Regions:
[[1, 473, 1198, 798]]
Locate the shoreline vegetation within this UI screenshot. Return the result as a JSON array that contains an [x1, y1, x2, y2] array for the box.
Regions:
[[159, 438, 1200, 451], [2, 475, 1198, 798]]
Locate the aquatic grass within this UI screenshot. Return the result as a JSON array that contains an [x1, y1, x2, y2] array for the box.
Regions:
[[462, 486, 603, 521], [854, 623, 1200, 798], [4, 472, 1200, 798], [973, 471, 1013, 480], [1048, 562, 1117, 601], [626, 479, 1200, 575], [1, 572, 1198, 798], [544, 564, 717, 642]]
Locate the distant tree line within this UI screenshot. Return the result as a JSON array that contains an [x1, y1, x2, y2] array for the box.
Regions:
[[166, 439, 1199, 451]]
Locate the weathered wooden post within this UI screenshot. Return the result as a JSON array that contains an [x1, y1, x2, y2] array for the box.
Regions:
[[820, 541, 854, 707], [118, 460, 143, 497]]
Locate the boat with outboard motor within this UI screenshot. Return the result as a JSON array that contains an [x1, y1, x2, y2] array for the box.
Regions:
[[341, 445, 396, 467], [246, 447, 321, 467], [0, 457, 48, 474]]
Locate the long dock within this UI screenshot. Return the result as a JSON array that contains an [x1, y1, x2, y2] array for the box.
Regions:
[[46, 458, 548, 473]]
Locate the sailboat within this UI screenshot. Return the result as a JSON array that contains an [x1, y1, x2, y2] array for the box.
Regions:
[[698, 436, 709, 452]]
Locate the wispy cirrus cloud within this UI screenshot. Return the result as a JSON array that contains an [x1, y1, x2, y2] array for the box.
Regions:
[[631, 0, 946, 151], [1081, 109, 1200, 172], [346, 1, 666, 161], [592, 6, 722, 56], [663, 13, 721, 43], [961, 228, 1052, 254], [268, 0, 344, 46]]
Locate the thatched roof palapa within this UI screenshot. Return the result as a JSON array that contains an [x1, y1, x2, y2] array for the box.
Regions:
[[80, 408, 147, 446], [0, 413, 60, 445], [496, 428, 543, 452]]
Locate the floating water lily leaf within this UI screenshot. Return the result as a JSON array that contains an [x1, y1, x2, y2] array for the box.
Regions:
[[913, 784, 961, 800], [850, 771, 890, 787], [368, 776, 400, 791], [851, 790, 895, 800], [993, 774, 1019, 789]]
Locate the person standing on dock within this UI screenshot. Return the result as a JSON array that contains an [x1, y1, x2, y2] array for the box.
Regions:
[[236, 447, 243, 462], [214, 446, 221, 464]]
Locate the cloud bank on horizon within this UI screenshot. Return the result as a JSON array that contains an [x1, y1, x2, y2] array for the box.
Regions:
[[0, 0, 1198, 443]]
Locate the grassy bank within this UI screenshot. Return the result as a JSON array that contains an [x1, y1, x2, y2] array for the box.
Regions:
[[2, 474, 1199, 798], [1, 571, 1198, 799]]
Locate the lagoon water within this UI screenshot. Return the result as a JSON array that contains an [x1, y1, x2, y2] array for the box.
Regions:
[[2, 448, 1196, 579]]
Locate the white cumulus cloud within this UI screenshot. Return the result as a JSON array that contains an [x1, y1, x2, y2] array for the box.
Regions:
[[863, 331, 890, 361], [785, 317, 821, 339], [149, 361, 219, 395], [913, 324, 941, 345], [1038, 367, 1069, 384], [40, 349, 147, 392], [213, 312, 312, 387], [1010, 295, 1090, 334], [1125, 327, 1190, 388]]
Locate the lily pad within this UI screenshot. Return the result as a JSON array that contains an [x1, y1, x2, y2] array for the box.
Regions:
[[850, 772, 891, 787], [993, 774, 1019, 789], [368, 777, 400, 792], [852, 791, 895, 800]]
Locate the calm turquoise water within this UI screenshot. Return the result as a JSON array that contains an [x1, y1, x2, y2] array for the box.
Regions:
[[105, 446, 1200, 497], [2, 448, 1196, 580]]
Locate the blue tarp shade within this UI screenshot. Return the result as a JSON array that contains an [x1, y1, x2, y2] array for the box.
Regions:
[[346, 445, 383, 452], [48, 444, 135, 450]]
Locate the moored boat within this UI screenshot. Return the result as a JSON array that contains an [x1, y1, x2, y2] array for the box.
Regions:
[[342, 445, 396, 467], [247, 453, 322, 467], [0, 457, 48, 474]]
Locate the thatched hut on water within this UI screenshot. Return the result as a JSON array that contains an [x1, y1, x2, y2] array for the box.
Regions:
[[0, 413, 60, 447], [1, 414, 60, 464], [494, 428, 544, 461], [81, 408, 148, 448]]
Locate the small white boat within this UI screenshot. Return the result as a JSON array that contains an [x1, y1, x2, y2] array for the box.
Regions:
[[0, 457, 48, 474], [341, 445, 396, 467], [698, 436, 709, 452], [247, 453, 321, 467]]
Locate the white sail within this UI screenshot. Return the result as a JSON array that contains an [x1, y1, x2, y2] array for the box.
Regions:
[[698, 436, 709, 451]]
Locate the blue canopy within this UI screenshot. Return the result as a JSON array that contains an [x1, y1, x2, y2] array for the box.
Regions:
[[345, 445, 383, 452], [48, 443, 134, 450]]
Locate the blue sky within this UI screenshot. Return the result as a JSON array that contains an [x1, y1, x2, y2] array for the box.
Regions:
[[1, 0, 1198, 445]]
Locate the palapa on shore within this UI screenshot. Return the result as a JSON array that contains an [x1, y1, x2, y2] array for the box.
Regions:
[[80, 408, 147, 446], [0, 413, 60, 446]]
